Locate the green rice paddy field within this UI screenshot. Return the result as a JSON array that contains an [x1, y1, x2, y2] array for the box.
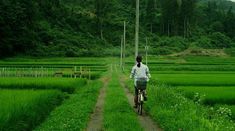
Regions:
[[0, 56, 235, 131], [0, 58, 107, 131], [144, 56, 235, 122], [0, 89, 63, 131]]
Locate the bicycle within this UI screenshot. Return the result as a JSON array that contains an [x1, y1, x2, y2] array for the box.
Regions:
[[136, 78, 147, 115]]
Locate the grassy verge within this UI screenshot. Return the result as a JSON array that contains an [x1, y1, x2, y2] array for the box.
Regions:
[[0, 78, 87, 93], [0, 89, 64, 131], [177, 86, 235, 105], [124, 78, 235, 131], [35, 80, 103, 131], [177, 86, 235, 120], [103, 74, 143, 131]]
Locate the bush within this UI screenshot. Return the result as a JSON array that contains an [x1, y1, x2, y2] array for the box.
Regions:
[[196, 33, 232, 49], [210, 32, 232, 48], [225, 48, 235, 56], [150, 36, 188, 55], [196, 36, 212, 48]]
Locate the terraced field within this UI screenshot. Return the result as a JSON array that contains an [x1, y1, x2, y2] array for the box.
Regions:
[[0, 56, 235, 131], [142, 56, 235, 124], [0, 57, 108, 131]]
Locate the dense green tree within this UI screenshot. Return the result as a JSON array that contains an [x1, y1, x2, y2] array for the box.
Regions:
[[95, 0, 111, 39], [0, 0, 235, 57], [210, 32, 232, 48], [224, 7, 235, 39], [146, 0, 157, 33]]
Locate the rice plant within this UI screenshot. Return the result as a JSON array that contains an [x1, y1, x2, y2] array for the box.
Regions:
[[0, 89, 64, 131]]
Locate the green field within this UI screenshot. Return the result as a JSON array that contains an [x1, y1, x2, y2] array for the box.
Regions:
[[0, 56, 235, 131], [0, 89, 63, 131], [35, 81, 103, 131], [152, 73, 235, 86], [177, 86, 235, 105], [0, 78, 87, 93], [143, 56, 235, 124]]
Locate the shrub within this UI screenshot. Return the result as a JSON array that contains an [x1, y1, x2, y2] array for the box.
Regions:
[[225, 48, 235, 56], [196, 36, 212, 48], [150, 36, 188, 55], [209, 32, 232, 48]]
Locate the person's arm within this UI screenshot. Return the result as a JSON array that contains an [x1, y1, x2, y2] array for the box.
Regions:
[[146, 66, 151, 81], [130, 66, 136, 79]]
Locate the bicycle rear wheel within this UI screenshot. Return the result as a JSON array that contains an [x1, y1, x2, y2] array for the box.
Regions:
[[138, 102, 143, 115]]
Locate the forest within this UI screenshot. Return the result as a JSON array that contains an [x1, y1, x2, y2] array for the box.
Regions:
[[0, 0, 235, 57]]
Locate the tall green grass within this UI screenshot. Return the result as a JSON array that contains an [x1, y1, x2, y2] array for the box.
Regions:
[[227, 105, 235, 120], [124, 78, 235, 131], [103, 74, 143, 131], [35, 81, 103, 131], [153, 73, 235, 86], [177, 86, 235, 105], [0, 89, 63, 131], [0, 78, 87, 93], [147, 85, 235, 130]]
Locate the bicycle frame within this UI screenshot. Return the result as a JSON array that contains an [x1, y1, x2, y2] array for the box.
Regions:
[[137, 89, 144, 115]]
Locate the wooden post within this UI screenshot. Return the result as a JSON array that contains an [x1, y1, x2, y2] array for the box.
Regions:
[[31, 67, 33, 77], [46, 68, 49, 77], [41, 67, 43, 77], [35, 68, 37, 78], [80, 66, 82, 78], [145, 37, 148, 66], [1, 68, 2, 77], [21, 68, 23, 77], [74, 66, 76, 78], [120, 36, 123, 68], [135, 0, 140, 58], [89, 68, 91, 80], [123, 21, 126, 71]]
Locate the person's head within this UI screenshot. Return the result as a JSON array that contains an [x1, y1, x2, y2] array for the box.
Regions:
[[136, 55, 142, 67]]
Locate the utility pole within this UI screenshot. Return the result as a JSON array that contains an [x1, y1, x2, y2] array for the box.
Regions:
[[120, 36, 123, 68], [145, 37, 148, 66], [123, 21, 126, 71], [135, 0, 140, 58]]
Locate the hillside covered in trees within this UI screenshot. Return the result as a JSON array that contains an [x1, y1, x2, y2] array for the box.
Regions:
[[0, 0, 235, 57]]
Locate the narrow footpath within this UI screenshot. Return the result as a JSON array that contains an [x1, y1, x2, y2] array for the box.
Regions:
[[86, 77, 110, 131], [120, 78, 162, 131]]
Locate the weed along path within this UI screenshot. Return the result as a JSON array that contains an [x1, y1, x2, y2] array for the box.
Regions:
[[120, 77, 162, 131], [86, 76, 110, 131]]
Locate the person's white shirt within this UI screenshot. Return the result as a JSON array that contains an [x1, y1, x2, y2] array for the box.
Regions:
[[130, 62, 151, 86]]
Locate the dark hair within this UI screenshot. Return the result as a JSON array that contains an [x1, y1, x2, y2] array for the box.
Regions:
[[136, 56, 142, 68]]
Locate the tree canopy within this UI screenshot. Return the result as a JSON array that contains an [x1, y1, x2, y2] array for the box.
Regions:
[[0, 0, 235, 57]]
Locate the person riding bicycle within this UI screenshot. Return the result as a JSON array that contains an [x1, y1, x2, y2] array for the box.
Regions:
[[130, 55, 151, 108]]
